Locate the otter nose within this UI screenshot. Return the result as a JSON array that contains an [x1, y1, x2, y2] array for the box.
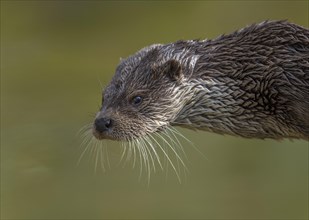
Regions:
[[95, 118, 112, 133]]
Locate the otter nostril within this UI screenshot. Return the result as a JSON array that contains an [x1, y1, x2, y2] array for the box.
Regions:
[[104, 119, 112, 128], [95, 118, 113, 133]]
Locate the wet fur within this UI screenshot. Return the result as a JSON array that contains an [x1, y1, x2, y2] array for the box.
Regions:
[[96, 20, 309, 141]]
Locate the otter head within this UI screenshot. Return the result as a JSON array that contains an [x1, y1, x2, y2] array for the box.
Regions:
[[92, 46, 187, 141]]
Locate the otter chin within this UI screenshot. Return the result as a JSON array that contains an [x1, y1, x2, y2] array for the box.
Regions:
[[93, 20, 309, 141]]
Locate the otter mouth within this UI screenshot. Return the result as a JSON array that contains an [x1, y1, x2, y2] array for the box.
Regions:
[[92, 119, 168, 142], [92, 127, 108, 140], [92, 126, 148, 141], [92, 126, 120, 141], [92, 123, 142, 141]]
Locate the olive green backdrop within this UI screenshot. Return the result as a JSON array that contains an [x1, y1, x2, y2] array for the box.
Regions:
[[1, 1, 308, 219]]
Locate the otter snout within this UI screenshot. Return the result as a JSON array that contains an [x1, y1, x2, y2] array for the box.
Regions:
[[93, 110, 115, 140], [93, 117, 113, 140], [94, 117, 113, 133]]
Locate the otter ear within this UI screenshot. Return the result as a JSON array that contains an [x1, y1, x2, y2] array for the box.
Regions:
[[161, 59, 183, 82]]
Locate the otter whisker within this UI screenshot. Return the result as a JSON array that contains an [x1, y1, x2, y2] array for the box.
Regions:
[[148, 134, 181, 183], [155, 132, 188, 173], [94, 140, 100, 173], [125, 140, 133, 164], [77, 135, 94, 166], [166, 129, 189, 181], [132, 140, 137, 168], [144, 136, 163, 170], [165, 127, 183, 148], [79, 131, 91, 148], [166, 130, 189, 177], [143, 142, 152, 184], [99, 144, 106, 172], [134, 139, 144, 181], [168, 127, 208, 160], [162, 129, 188, 173], [137, 138, 151, 181], [79, 129, 93, 148], [79, 130, 90, 141], [162, 129, 187, 177], [140, 137, 156, 173], [77, 123, 93, 137], [160, 136, 170, 180], [89, 139, 98, 164], [167, 127, 193, 145], [80, 133, 91, 147], [159, 130, 181, 173], [104, 144, 111, 169], [81, 129, 93, 139], [163, 128, 188, 161], [119, 141, 127, 166]]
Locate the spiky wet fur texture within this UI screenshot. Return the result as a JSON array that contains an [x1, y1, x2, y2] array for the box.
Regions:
[[95, 20, 309, 141], [85, 20, 309, 181]]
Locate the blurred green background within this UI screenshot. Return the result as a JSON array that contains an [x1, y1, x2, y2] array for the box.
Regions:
[[1, 1, 308, 219]]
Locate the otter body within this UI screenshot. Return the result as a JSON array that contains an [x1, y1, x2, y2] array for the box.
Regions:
[[93, 21, 309, 141]]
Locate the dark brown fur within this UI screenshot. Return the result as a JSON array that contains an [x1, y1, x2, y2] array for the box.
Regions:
[[93, 21, 309, 141]]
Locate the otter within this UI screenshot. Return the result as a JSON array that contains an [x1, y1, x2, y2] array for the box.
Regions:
[[93, 20, 309, 141]]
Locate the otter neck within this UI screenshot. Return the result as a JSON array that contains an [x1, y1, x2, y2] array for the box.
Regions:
[[170, 39, 300, 139], [172, 77, 248, 137]]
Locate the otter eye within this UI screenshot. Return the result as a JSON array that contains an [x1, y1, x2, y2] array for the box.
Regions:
[[132, 96, 143, 106]]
